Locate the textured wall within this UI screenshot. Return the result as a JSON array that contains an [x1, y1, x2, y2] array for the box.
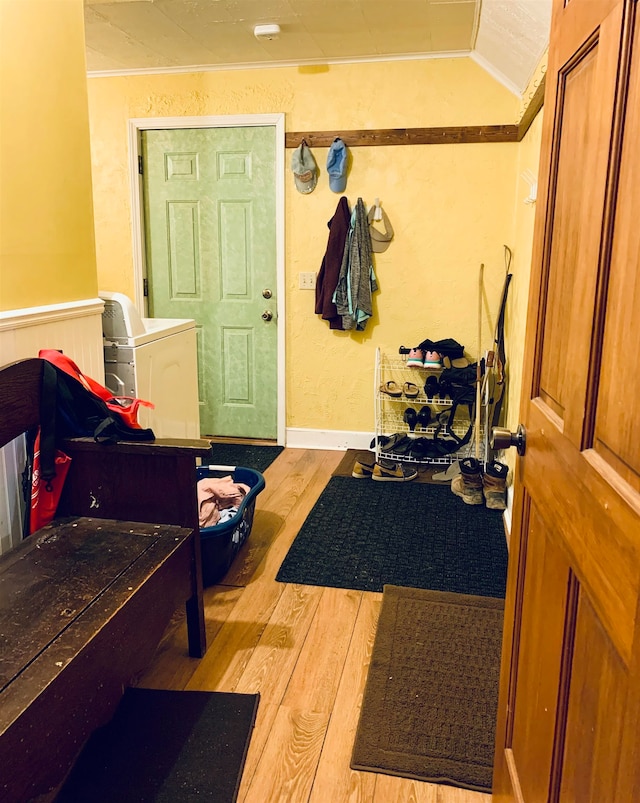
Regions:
[[0, 0, 97, 311], [501, 111, 543, 482], [87, 58, 521, 432]]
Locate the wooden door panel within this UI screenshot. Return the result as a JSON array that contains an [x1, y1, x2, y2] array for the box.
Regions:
[[553, 0, 621, 64], [495, 0, 640, 799], [537, 3, 623, 444], [559, 591, 627, 802], [594, 10, 640, 492], [510, 505, 570, 800], [525, 401, 639, 665]]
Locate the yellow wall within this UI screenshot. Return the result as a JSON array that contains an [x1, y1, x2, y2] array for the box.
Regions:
[[87, 58, 520, 432], [499, 54, 546, 480], [0, 0, 97, 311]]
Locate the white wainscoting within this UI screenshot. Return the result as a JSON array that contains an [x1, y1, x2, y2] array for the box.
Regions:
[[0, 298, 105, 554]]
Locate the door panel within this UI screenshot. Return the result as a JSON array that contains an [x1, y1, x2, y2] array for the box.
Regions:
[[142, 126, 277, 439], [594, 19, 640, 492], [559, 591, 627, 802], [510, 505, 569, 801], [494, 0, 640, 800], [537, 9, 621, 443]]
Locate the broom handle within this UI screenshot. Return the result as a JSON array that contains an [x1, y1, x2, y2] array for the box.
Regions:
[[476, 264, 484, 460]]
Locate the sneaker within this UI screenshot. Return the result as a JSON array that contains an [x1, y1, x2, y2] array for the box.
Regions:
[[423, 350, 442, 367], [406, 348, 424, 367], [372, 460, 418, 482], [352, 458, 375, 479]]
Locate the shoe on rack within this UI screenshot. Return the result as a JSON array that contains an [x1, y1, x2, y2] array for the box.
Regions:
[[424, 374, 440, 401], [406, 348, 425, 367], [417, 405, 432, 429], [352, 457, 375, 479], [423, 350, 442, 367], [450, 457, 483, 505], [379, 380, 403, 397], [372, 460, 418, 482], [403, 407, 418, 432], [403, 381, 420, 399]]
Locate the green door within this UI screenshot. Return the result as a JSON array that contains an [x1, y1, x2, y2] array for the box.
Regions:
[[141, 126, 277, 438]]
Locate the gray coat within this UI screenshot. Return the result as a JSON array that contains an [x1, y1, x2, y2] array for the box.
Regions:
[[332, 198, 377, 330]]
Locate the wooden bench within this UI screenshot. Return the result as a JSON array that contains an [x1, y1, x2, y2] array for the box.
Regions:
[[0, 358, 212, 802]]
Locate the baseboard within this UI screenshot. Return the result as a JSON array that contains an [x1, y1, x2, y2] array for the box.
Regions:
[[285, 428, 374, 451]]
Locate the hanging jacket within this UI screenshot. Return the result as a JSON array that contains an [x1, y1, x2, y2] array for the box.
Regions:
[[333, 198, 377, 330], [315, 196, 351, 330]]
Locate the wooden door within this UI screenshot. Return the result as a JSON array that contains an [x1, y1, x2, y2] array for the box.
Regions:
[[494, 0, 640, 800], [141, 126, 278, 439]]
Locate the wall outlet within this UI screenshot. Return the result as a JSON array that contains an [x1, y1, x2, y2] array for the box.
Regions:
[[299, 272, 316, 290]]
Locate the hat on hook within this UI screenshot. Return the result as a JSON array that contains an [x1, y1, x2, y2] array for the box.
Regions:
[[291, 141, 318, 194], [326, 138, 348, 193], [367, 206, 394, 253]]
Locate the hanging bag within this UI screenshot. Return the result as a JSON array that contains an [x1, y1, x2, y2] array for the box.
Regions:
[[38, 349, 154, 430], [29, 429, 71, 533]]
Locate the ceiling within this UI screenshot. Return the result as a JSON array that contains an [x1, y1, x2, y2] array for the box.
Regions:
[[84, 0, 552, 96]]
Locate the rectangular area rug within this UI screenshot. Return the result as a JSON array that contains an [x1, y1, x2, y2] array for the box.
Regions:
[[276, 476, 507, 597], [351, 585, 503, 792], [56, 688, 259, 803], [207, 442, 283, 473]]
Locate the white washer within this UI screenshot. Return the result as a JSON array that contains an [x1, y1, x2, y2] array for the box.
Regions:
[[100, 292, 200, 439]]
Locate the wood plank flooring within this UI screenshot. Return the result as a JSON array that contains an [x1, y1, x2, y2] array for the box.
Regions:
[[139, 447, 492, 803]]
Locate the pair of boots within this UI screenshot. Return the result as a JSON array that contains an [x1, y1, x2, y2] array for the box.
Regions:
[[451, 457, 508, 509]]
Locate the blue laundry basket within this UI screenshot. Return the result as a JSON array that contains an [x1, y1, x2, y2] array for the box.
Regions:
[[197, 464, 265, 586]]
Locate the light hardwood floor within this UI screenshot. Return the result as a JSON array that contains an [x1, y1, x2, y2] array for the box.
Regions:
[[140, 447, 492, 803]]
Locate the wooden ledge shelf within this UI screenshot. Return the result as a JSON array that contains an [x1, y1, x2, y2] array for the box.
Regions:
[[286, 75, 546, 148], [285, 124, 518, 148]]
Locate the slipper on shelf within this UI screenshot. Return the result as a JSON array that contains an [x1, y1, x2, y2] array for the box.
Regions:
[[403, 407, 418, 432], [371, 432, 409, 453], [408, 437, 438, 460], [417, 405, 432, 428], [424, 374, 439, 401], [379, 380, 403, 398], [442, 355, 471, 370], [403, 381, 420, 399], [374, 433, 413, 456]]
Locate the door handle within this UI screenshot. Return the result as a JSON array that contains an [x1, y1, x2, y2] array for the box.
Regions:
[[262, 310, 273, 322], [491, 424, 526, 455], [262, 288, 273, 299]]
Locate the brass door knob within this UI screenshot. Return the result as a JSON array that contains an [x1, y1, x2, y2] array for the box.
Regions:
[[262, 310, 273, 321], [262, 288, 273, 299], [491, 424, 526, 455]]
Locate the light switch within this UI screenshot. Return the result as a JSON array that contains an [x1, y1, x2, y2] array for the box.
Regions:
[[299, 272, 316, 290]]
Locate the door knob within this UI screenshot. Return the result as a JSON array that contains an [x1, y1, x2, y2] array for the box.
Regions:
[[262, 310, 273, 322], [491, 424, 526, 455], [262, 288, 273, 299]]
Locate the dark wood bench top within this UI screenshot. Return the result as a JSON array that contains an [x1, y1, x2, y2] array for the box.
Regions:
[[0, 516, 198, 801]]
